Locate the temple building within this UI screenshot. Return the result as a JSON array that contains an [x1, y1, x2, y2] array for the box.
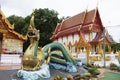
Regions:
[[0, 9, 27, 54], [50, 8, 115, 64]]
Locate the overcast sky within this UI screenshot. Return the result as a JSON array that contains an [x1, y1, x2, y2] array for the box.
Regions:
[[1, 0, 120, 42]]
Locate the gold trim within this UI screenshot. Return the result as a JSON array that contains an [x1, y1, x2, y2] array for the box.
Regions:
[[92, 7, 98, 22], [0, 29, 7, 33]]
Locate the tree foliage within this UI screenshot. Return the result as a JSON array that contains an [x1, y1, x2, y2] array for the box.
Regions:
[[111, 43, 120, 51], [7, 15, 27, 35], [34, 8, 59, 46], [7, 8, 62, 50]]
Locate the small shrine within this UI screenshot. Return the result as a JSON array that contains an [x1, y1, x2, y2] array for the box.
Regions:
[[50, 7, 116, 64], [0, 9, 27, 64], [0, 9, 27, 54]]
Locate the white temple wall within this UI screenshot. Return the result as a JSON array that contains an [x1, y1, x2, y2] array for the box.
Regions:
[[58, 37, 62, 43], [55, 33, 89, 57], [74, 33, 79, 43], [84, 32, 97, 41], [92, 32, 97, 40], [85, 33, 89, 41], [68, 35, 72, 44], [62, 36, 67, 45], [54, 40, 58, 42]]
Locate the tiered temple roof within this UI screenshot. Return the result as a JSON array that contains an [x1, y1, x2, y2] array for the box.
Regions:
[[50, 8, 115, 44], [0, 9, 27, 41]]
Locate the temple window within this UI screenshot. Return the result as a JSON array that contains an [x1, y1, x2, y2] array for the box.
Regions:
[[68, 35, 72, 44], [63, 36, 67, 45], [85, 33, 89, 41], [74, 34, 79, 42], [91, 32, 97, 40]]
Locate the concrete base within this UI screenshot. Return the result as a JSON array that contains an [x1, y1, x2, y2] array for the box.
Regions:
[[0, 54, 21, 64], [94, 59, 120, 67], [17, 63, 50, 80]]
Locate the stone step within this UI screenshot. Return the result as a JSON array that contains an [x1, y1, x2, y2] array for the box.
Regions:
[[0, 54, 22, 64], [0, 63, 21, 70]]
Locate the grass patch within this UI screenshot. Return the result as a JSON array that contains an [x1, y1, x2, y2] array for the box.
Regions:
[[99, 72, 120, 80]]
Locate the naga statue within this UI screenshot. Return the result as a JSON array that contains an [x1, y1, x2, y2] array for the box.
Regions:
[[17, 10, 82, 80], [22, 9, 45, 71]]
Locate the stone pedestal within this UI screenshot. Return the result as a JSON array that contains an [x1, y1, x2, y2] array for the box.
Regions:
[[17, 63, 50, 80]]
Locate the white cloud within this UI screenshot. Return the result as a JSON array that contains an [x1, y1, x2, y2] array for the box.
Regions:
[[107, 26, 120, 43]]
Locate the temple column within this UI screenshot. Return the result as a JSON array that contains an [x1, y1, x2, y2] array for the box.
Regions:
[[88, 32, 91, 41], [108, 44, 111, 53], [76, 47, 79, 57]]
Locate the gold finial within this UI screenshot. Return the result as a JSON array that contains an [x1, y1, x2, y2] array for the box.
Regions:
[[96, 0, 99, 9], [29, 9, 35, 29], [85, 2, 89, 12], [86, 4, 88, 11]]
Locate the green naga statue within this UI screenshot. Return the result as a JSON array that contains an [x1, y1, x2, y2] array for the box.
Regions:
[[17, 10, 82, 80], [22, 9, 45, 71]]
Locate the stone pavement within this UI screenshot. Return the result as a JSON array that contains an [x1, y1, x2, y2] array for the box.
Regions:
[[0, 63, 22, 80], [0, 63, 21, 70], [0, 69, 19, 80], [1, 64, 119, 80], [0, 64, 87, 80]]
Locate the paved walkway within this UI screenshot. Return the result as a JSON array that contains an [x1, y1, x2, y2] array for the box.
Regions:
[[1, 63, 119, 80], [0, 64, 87, 80], [0, 63, 21, 70]]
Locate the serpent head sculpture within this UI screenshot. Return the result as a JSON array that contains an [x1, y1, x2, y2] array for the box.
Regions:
[[22, 10, 45, 71]]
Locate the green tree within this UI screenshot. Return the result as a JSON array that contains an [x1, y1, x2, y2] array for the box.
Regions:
[[7, 15, 26, 35], [22, 16, 31, 36], [111, 43, 120, 51], [34, 8, 60, 46]]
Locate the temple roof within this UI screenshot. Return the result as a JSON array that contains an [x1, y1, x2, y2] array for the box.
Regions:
[[0, 9, 27, 41], [60, 11, 86, 31], [83, 9, 96, 25], [90, 29, 116, 44], [51, 8, 100, 40]]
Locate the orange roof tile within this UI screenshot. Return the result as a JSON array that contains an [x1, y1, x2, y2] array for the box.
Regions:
[[83, 9, 96, 25], [56, 25, 81, 37], [60, 12, 86, 31]]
